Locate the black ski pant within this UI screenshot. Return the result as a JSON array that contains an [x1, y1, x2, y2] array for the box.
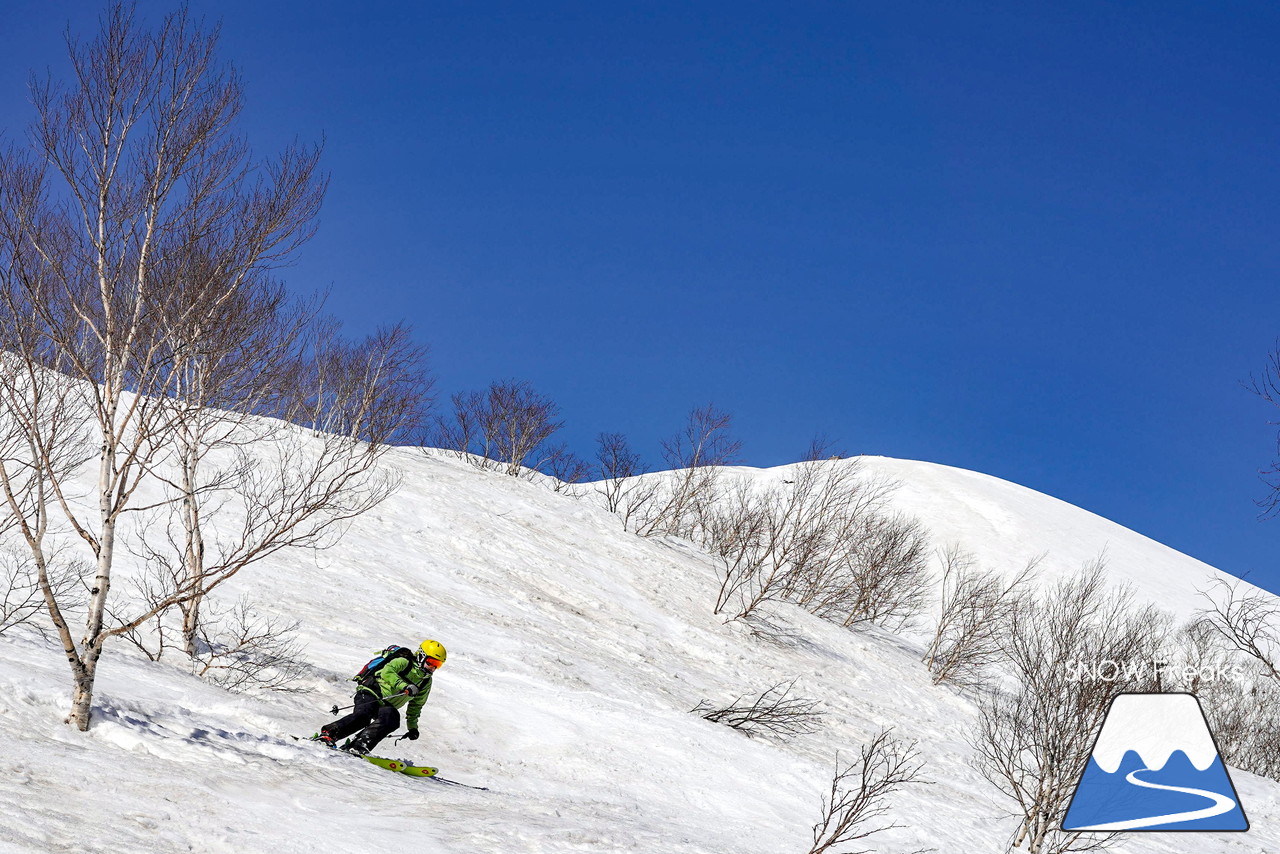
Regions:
[[322, 690, 401, 750]]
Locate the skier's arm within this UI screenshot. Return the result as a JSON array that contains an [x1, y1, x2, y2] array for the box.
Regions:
[[406, 680, 431, 729], [377, 657, 413, 697]]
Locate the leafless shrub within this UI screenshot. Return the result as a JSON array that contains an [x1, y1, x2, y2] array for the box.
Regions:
[[434, 390, 483, 465], [808, 729, 931, 854], [1202, 674, 1280, 781], [192, 596, 309, 693], [1196, 576, 1280, 680], [630, 404, 742, 538], [0, 543, 83, 637], [0, 549, 45, 635], [923, 546, 1039, 687], [284, 319, 434, 445], [434, 379, 565, 477], [1188, 580, 1280, 781], [707, 460, 874, 618], [594, 432, 660, 525], [542, 443, 592, 494], [1249, 345, 1280, 518], [662, 402, 744, 471], [699, 460, 930, 631], [1163, 624, 1280, 782], [739, 609, 806, 646], [819, 512, 931, 630], [1161, 616, 1239, 692], [802, 433, 848, 462], [0, 358, 93, 643], [971, 560, 1169, 854], [1157, 614, 1280, 781], [692, 679, 823, 740], [706, 477, 774, 616], [0, 489, 40, 635]]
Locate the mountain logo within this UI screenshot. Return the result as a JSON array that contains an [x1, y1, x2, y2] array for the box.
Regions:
[[1062, 692, 1248, 832]]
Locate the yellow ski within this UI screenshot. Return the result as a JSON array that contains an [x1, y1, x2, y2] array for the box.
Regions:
[[363, 754, 438, 777]]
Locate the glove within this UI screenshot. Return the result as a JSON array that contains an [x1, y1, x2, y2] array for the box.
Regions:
[[406, 728, 420, 741], [402, 684, 418, 696]]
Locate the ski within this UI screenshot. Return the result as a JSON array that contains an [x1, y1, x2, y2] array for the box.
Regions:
[[362, 754, 438, 777], [294, 735, 483, 785]]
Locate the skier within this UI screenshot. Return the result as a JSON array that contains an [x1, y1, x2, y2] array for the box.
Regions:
[[315, 640, 446, 755]]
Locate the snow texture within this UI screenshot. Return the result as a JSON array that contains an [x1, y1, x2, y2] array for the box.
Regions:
[[0, 447, 1277, 853]]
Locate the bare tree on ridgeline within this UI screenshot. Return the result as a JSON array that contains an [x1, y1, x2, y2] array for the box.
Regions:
[[434, 379, 565, 477], [631, 403, 742, 538]]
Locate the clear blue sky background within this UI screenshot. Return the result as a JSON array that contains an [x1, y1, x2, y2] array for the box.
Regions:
[[4, 2, 1280, 592]]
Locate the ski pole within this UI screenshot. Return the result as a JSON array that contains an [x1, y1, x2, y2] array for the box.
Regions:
[[328, 689, 411, 716]]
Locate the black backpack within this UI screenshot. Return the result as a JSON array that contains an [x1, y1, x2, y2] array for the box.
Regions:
[[352, 645, 413, 686]]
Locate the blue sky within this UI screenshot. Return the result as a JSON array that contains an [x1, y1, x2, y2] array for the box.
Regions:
[[4, 2, 1280, 592]]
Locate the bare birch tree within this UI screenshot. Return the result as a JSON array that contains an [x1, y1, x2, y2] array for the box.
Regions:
[[631, 403, 742, 537], [434, 379, 564, 477], [593, 431, 659, 524], [808, 729, 930, 854], [923, 546, 1039, 687], [971, 560, 1169, 854], [141, 246, 318, 657], [0, 4, 281, 727], [0, 5, 424, 726], [136, 317, 429, 661]]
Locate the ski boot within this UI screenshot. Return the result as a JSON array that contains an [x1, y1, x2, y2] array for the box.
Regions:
[[310, 731, 337, 749]]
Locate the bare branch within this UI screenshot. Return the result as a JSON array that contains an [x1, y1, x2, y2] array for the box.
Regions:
[[1196, 576, 1280, 681], [631, 403, 741, 538], [192, 595, 309, 693], [432, 379, 563, 478], [923, 546, 1039, 687], [808, 729, 931, 854], [692, 679, 823, 740], [970, 559, 1169, 854], [0, 5, 422, 727]]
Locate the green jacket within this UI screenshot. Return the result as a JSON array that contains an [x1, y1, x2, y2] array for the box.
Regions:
[[361, 656, 432, 729]]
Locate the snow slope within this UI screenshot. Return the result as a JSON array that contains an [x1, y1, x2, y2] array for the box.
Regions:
[[0, 449, 1275, 853], [854, 455, 1248, 618]]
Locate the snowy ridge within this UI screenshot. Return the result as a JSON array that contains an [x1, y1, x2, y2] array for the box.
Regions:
[[701, 455, 1252, 621], [854, 455, 1252, 620], [1091, 694, 1221, 773]]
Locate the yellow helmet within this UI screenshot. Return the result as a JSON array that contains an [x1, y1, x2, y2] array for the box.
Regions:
[[418, 639, 446, 667]]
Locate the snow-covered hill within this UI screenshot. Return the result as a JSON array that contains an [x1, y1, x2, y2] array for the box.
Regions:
[[853, 455, 1250, 619], [0, 449, 1275, 853]]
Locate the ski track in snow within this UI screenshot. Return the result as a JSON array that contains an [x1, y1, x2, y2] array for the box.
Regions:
[[0, 450, 1278, 853]]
